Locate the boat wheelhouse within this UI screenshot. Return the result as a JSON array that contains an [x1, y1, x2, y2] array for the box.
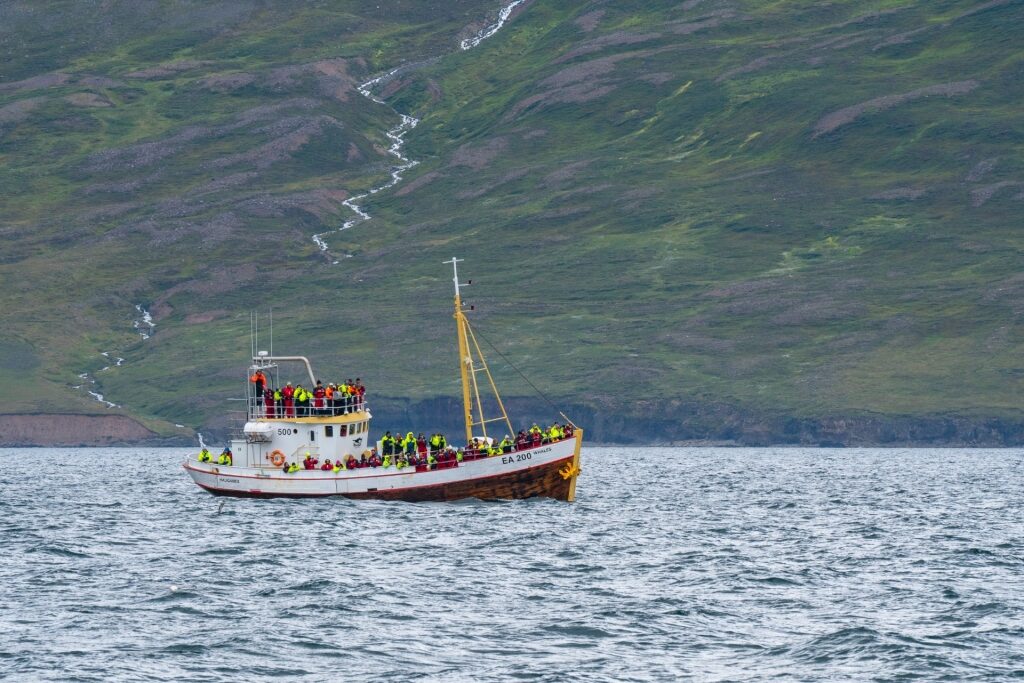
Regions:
[[183, 258, 583, 501]]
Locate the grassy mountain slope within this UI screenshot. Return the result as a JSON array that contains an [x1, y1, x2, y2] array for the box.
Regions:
[[1, 0, 1022, 443], [369, 0, 1024, 419]]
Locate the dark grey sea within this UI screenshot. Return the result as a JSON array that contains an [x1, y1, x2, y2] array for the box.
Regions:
[[1, 447, 1022, 681]]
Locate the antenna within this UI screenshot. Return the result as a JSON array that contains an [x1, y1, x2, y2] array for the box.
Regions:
[[269, 307, 274, 358], [443, 256, 470, 300]]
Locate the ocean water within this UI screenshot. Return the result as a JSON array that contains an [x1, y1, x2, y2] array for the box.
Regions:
[[1, 447, 1023, 682]]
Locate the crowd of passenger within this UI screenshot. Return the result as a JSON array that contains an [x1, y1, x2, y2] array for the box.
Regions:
[[277, 422, 575, 474], [196, 405, 576, 474], [250, 370, 365, 418]]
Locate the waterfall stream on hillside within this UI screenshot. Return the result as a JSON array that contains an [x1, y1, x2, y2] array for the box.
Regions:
[[71, 2, 527, 417], [311, 0, 527, 261]]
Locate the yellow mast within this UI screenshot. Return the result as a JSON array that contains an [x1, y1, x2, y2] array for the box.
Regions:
[[444, 257, 514, 444], [448, 258, 474, 444]]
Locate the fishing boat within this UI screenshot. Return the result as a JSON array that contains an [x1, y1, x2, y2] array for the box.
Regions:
[[183, 258, 583, 501]]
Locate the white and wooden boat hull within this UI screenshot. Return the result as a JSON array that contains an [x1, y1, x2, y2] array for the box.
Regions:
[[184, 433, 582, 502]]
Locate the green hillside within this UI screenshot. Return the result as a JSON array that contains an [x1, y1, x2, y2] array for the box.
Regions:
[[1, 0, 1022, 444]]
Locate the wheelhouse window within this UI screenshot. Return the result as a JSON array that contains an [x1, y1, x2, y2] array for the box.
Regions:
[[325, 425, 333, 437]]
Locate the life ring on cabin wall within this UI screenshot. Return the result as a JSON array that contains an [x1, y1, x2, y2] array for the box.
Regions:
[[269, 450, 286, 467]]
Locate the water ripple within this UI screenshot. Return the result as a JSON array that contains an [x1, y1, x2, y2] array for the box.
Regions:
[[1, 447, 1023, 681]]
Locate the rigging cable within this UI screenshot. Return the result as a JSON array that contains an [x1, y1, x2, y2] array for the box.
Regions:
[[470, 322, 577, 427]]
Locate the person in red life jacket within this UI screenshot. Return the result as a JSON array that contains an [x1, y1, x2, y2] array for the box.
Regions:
[[282, 382, 295, 417], [345, 454, 358, 470], [320, 459, 333, 471], [369, 453, 382, 468], [563, 423, 574, 438], [263, 387, 275, 418], [515, 430, 528, 451], [303, 453, 317, 470], [531, 430, 542, 448], [313, 381, 326, 416], [416, 433, 427, 458]]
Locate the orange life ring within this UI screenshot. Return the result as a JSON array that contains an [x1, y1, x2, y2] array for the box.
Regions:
[[269, 450, 286, 467]]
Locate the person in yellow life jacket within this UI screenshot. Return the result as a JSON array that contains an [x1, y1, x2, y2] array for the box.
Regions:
[[273, 387, 282, 417], [529, 424, 542, 435], [439, 434, 447, 450], [403, 432, 416, 456], [337, 382, 350, 413], [382, 454, 392, 468], [500, 436, 513, 453], [288, 462, 300, 473], [217, 448, 233, 466], [427, 452, 437, 470], [198, 448, 212, 463], [429, 433, 441, 454], [548, 425, 561, 442], [455, 449, 464, 462], [488, 446, 500, 456], [332, 462, 341, 473]]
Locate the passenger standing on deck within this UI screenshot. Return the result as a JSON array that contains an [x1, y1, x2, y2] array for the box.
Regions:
[[313, 381, 326, 416], [404, 432, 416, 456], [515, 431, 528, 451], [250, 369, 266, 399], [295, 385, 308, 416], [263, 387, 275, 417], [354, 379, 365, 411], [273, 386, 282, 417], [283, 382, 295, 417], [338, 381, 348, 413], [416, 433, 428, 458], [325, 383, 335, 415]]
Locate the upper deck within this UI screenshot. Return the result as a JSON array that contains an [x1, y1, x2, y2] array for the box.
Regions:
[[243, 352, 370, 424]]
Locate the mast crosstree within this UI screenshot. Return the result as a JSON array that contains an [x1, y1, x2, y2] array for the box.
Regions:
[[444, 257, 514, 444]]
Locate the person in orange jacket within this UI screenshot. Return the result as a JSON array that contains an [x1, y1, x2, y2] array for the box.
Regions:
[[250, 370, 266, 398]]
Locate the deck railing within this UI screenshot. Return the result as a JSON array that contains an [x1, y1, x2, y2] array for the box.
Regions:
[[240, 395, 368, 420]]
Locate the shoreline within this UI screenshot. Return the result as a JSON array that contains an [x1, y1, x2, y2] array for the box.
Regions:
[[3, 405, 1023, 448]]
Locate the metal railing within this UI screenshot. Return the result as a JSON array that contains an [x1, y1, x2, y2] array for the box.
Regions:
[[241, 395, 369, 420]]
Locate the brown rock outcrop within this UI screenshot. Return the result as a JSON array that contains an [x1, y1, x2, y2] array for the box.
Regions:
[[0, 414, 156, 446]]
